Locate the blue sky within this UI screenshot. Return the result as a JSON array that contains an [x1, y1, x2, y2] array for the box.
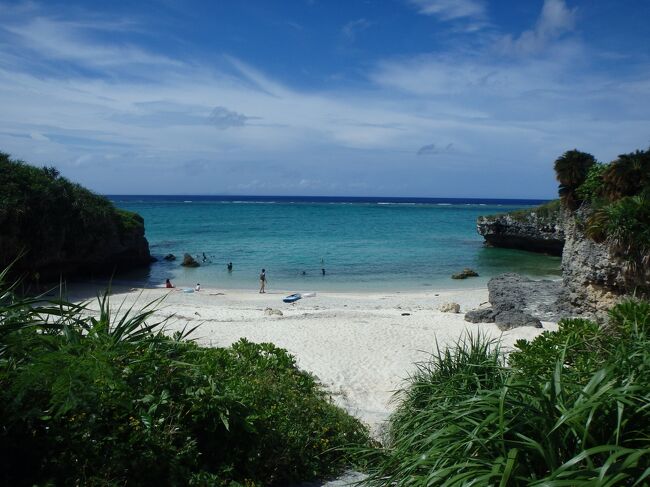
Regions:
[[0, 0, 648, 198]]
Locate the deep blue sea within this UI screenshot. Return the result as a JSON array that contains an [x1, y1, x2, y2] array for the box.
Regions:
[[109, 195, 561, 292]]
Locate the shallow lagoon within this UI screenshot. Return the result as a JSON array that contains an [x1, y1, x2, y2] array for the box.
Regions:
[[111, 196, 561, 291]]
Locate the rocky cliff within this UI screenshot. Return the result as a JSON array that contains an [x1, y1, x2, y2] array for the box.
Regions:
[[558, 207, 633, 317], [474, 202, 640, 321], [477, 200, 564, 256], [0, 153, 152, 280]]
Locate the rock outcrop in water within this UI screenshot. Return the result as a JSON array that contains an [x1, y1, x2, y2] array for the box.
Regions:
[[0, 152, 152, 280], [477, 200, 564, 256], [451, 268, 479, 279], [181, 254, 201, 267]]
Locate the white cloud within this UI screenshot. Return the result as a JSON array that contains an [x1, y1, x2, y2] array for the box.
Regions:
[[342, 18, 372, 41], [408, 0, 485, 21], [0, 2, 648, 198], [3, 17, 182, 72], [498, 0, 576, 55]]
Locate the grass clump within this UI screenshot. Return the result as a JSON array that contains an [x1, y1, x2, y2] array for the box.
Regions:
[[359, 301, 650, 486], [483, 199, 562, 222], [0, 269, 369, 486]]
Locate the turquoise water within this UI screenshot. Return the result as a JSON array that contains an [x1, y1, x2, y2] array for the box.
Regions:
[[111, 196, 561, 292]]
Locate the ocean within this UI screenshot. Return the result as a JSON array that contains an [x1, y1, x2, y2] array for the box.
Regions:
[[110, 195, 561, 292]]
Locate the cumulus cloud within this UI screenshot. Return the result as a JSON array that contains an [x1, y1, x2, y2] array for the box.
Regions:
[[498, 0, 577, 55]]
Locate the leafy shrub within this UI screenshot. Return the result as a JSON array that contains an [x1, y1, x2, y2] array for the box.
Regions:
[[576, 163, 607, 203], [0, 273, 369, 486], [483, 199, 562, 223], [360, 301, 650, 485], [0, 152, 147, 277]]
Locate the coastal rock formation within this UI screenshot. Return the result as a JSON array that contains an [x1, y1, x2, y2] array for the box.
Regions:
[[494, 311, 542, 331], [0, 153, 152, 280], [451, 268, 479, 279], [465, 273, 565, 328], [473, 207, 646, 322], [439, 302, 460, 313], [488, 273, 564, 321], [464, 307, 495, 323], [163, 254, 176, 261], [477, 201, 564, 255], [181, 254, 200, 267], [557, 208, 628, 318]]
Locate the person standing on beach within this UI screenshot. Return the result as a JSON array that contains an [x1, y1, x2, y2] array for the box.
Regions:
[[227, 262, 233, 272], [259, 269, 267, 293]]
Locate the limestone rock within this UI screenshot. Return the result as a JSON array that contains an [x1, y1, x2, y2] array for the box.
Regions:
[[476, 202, 564, 256], [464, 307, 495, 323], [464, 273, 565, 328], [451, 268, 479, 279], [181, 253, 200, 267], [439, 302, 460, 313], [494, 311, 542, 331], [557, 207, 630, 319], [163, 253, 176, 261], [264, 308, 283, 316], [488, 273, 564, 321]]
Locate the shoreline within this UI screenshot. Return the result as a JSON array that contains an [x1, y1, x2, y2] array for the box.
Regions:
[[73, 283, 558, 436]]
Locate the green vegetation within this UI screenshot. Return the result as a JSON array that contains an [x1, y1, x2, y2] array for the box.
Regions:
[[485, 198, 562, 222], [0, 152, 148, 277], [554, 149, 597, 210], [358, 301, 650, 485], [0, 267, 369, 486], [555, 147, 650, 292]]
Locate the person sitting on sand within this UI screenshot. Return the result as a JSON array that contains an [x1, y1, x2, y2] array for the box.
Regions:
[[259, 269, 266, 293], [165, 278, 174, 288], [195, 283, 201, 292]]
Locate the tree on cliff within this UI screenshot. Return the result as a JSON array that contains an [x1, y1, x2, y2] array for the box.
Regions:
[[602, 149, 650, 200], [0, 152, 150, 279], [560, 147, 650, 295], [553, 149, 596, 210]]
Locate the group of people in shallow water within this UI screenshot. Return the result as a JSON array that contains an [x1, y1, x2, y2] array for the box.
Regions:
[[164, 260, 326, 293]]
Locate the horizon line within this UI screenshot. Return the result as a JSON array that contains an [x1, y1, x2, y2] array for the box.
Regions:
[[105, 193, 555, 201]]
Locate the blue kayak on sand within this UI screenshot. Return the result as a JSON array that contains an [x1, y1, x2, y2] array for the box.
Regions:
[[283, 293, 302, 303]]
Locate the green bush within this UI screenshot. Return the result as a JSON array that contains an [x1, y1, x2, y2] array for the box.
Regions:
[[576, 163, 607, 203], [359, 302, 650, 486], [0, 273, 369, 486], [0, 152, 147, 276]]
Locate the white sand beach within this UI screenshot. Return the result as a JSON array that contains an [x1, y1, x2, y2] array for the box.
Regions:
[[76, 284, 557, 436]]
